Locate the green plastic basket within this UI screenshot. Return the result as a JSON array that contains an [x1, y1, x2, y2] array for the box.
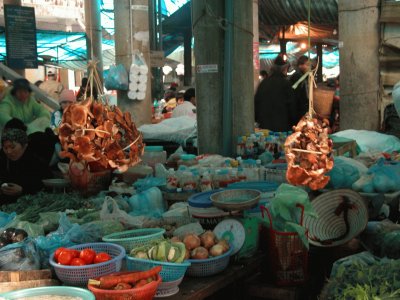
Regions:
[[102, 228, 165, 252]]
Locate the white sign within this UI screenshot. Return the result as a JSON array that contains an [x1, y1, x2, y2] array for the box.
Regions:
[[196, 64, 218, 74], [131, 5, 149, 11], [338, 41, 344, 48], [150, 51, 165, 67]]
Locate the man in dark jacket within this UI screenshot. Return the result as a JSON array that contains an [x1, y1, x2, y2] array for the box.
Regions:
[[290, 55, 310, 122], [254, 54, 296, 132]]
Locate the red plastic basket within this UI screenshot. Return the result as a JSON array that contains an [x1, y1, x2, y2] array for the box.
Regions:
[[261, 205, 308, 286], [88, 272, 162, 300]]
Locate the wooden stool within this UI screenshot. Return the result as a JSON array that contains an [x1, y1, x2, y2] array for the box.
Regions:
[[333, 139, 357, 157]]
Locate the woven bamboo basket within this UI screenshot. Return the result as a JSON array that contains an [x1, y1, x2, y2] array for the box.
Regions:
[[313, 87, 335, 118]]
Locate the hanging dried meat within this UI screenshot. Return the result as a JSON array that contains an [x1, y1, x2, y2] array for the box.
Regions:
[[285, 115, 334, 190], [59, 97, 144, 173]]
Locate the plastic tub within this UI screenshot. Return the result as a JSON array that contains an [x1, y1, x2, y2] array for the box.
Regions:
[[177, 154, 198, 167], [188, 191, 229, 230], [141, 146, 167, 170], [0, 286, 95, 299]]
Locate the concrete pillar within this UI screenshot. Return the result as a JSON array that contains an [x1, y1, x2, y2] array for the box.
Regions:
[[114, 0, 152, 126], [339, 0, 380, 130], [232, 0, 254, 149], [253, 0, 259, 92], [192, 0, 224, 154], [183, 29, 192, 87], [4, 0, 24, 77], [84, 0, 103, 87]]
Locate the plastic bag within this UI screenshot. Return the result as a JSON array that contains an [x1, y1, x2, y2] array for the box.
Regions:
[[0, 211, 16, 228], [127, 187, 166, 218], [173, 222, 204, 239], [5, 218, 44, 238], [393, 80, 400, 117], [104, 64, 129, 91], [369, 159, 400, 193], [332, 130, 400, 153], [37, 212, 61, 233], [128, 51, 148, 100], [265, 184, 316, 248], [327, 156, 368, 189], [100, 196, 147, 228], [133, 177, 166, 193], [0, 237, 40, 270], [330, 251, 378, 278]]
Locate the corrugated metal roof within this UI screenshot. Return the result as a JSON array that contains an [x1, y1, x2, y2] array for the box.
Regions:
[[259, 0, 338, 26]]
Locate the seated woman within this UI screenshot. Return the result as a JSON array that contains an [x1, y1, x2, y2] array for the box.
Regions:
[[0, 120, 52, 204], [0, 78, 50, 134]]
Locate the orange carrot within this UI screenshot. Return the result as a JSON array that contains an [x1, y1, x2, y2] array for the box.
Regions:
[[89, 266, 162, 289]]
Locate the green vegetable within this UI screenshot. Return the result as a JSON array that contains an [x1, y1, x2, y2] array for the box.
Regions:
[[0, 192, 94, 223], [130, 240, 186, 263], [321, 255, 400, 299]]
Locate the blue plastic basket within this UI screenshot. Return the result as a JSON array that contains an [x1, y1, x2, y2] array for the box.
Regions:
[[0, 286, 95, 299], [126, 256, 191, 282], [0, 286, 95, 300], [102, 228, 165, 252], [186, 247, 233, 277], [49, 242, 125, 287]]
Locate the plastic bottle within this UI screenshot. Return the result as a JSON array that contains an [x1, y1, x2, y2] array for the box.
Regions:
[[236, 136, 245, 156], [217, 169, 231, 188], [180, 171, 197, 192], [166, 168, 178, 192], [237, 167, 247, 182], [200, 172, 213, 192]]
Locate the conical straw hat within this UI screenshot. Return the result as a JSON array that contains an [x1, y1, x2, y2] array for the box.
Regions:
[[303, 189, 368, 247]]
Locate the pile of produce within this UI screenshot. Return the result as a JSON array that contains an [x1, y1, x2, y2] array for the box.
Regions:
[[59, 97, 144, 173], [285, 115, 334, 190], [130, 240, 186, 263], [0, 192, 91, 223], [88, 266, 161, 290], [53, 247, 111, 266], [0, 227, 28, 248], [180, 231, 230, 259], [321, 255, 400, 299]]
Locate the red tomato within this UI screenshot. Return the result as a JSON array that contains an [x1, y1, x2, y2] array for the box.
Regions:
[[70, 258, 86, 266], [79, 248, 96, 264], [93, 252, 111, 264], [58, 250, 75, 265], [69, 249, 80, 258], [54, 247, 67, 263]]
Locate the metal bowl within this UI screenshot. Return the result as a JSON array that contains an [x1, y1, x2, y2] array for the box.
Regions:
[[210, 189, 261, 211]]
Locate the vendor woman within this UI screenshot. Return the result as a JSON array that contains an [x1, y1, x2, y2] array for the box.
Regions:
[[0, 120, 52, 204]]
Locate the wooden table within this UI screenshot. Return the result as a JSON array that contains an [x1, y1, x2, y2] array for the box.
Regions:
[[167, 253, 266, 300]]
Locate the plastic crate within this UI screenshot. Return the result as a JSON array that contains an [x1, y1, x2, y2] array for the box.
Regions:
[[126, 256, 191, 282], [49, 242, 125, 287], [102, 228, 165, 252], [186, 247, 233, 277], [88, 272, 161, 300]]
